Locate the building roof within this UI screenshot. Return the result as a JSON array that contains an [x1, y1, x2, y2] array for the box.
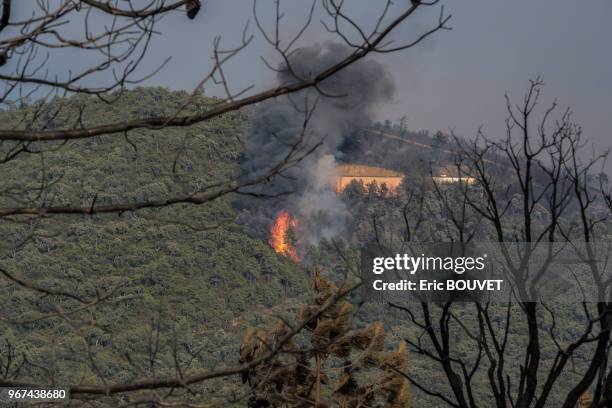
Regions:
[[336, 164, 404, 178]]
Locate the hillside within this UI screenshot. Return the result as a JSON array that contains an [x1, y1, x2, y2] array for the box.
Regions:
[[0, 88, 604, 407], [0, 88, 309, 401]]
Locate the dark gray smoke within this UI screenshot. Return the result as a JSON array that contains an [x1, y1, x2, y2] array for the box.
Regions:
[[237, 42, 395, 251]]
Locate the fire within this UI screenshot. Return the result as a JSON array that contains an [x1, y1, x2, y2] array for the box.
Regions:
[[269, 210, 301, 262]]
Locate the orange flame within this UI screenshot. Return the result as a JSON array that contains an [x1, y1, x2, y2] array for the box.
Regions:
[[269, 210, 301, 262]]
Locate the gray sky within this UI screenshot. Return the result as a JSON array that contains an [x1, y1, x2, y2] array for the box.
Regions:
[[139, 0, 611, 157], [16, 1, 610, 163]]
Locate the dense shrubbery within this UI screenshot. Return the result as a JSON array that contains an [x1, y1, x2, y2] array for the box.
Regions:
[[1, 87, 609, 406], [0, 88, 309, 394]]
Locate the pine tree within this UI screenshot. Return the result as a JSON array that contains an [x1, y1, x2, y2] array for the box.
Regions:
[[239, 268, 411, 407]]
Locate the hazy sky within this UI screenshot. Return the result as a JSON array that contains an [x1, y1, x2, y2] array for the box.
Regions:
[[134, 0, 611, 155], [14, 1, 612, 161]]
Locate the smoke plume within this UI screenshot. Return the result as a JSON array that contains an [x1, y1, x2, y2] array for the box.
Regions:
[[237, 42, 395, 249]]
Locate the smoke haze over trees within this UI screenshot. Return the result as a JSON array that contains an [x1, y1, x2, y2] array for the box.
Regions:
[[238, 42, 395, 245], [1, 1, 611, 407]]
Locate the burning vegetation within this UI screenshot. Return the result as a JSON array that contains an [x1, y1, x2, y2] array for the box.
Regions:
[[237, 43, 395, 251], [267, 164, 405, 260], [269, 210, 301, 262]]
